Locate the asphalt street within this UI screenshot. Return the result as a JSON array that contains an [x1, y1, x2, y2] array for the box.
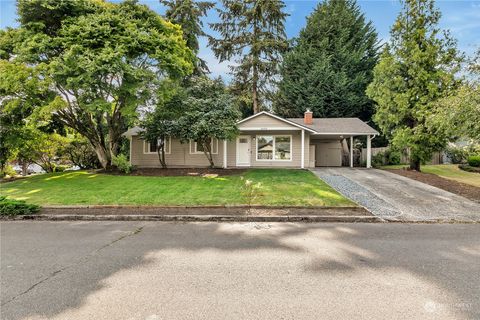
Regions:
[[1, 221, 479, 320]]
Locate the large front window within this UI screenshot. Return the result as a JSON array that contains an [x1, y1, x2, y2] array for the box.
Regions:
[[256, 135, 291, 161]]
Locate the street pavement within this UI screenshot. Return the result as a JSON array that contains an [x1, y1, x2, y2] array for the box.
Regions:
[[1, 221, 479, 320]]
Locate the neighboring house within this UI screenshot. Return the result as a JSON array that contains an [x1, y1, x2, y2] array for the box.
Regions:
[[122, 110, 379, 169]]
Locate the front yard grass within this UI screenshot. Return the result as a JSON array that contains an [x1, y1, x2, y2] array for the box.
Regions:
[[0, 169, 353, 207], [382, 164, 480, 188]]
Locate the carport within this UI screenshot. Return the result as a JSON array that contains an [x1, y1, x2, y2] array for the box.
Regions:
[[287, 116, 379, 168]]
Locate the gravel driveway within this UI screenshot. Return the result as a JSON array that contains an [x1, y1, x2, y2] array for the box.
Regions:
[[313, 168, 480, 222]]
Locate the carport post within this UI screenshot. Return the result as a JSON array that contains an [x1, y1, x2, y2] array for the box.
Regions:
[[301, 129, 305, 169], [349, 136, 354, 168], [366, 135, 372, 168]]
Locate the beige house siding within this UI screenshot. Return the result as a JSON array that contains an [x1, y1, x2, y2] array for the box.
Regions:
[[237, 114, 300, 130], [131, 136, 225, 168], [131, 132, 312, 168]]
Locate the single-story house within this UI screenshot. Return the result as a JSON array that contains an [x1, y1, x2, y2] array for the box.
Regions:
[[122, 110, 379, 169]]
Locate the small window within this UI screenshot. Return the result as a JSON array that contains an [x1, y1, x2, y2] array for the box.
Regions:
[[239, 138, 248, 143], [195, 139, 208, 153], [144, 137, 171, 154], [190, 138, 218, 154]]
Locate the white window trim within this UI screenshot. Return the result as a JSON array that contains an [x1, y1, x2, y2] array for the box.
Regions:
[[143, 137, 171, 155], [190, 138, 218, 155], [256, 135, 293, 162]]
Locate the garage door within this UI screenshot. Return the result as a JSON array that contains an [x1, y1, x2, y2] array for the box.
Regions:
[[315, 141, 342, 167]]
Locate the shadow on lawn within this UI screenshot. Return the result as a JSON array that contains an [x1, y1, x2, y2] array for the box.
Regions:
[[1, 222, 479, 319]]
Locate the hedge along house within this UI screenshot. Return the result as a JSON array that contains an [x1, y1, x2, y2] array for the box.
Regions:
[[123, 111, 379, 169]]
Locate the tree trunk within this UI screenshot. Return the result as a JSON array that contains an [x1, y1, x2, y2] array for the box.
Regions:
[[252, 18, 260, 114], [252, 75, 259, 114], [94, 145, 110, 169], [409, 158, 421, 171], [21, 161, 28, 176], [202, 140, 215, 168], [157, 141, 167, 169]]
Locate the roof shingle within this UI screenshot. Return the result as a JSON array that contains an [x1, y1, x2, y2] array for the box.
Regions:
[[287, 118, 379, 135]]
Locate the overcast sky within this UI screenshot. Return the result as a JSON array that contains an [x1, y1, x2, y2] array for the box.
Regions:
[[1, 0, 479, 81]]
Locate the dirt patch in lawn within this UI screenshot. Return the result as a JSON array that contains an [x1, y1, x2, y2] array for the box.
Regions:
[[101, 168, 248, 177], [385, 169, 480, 202]]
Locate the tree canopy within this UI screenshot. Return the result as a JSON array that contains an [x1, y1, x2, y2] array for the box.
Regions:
[[209, 0, 288, 114], [160, 0, 214, 75], [177, 77, 240, 167], [430, 49, 480, 141], [0, 0, 194, 169], [274, 0, 379, 120], [366, 0, 461, 171]]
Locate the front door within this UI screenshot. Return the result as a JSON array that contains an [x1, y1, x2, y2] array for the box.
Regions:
[[236, 135, 251, 166]]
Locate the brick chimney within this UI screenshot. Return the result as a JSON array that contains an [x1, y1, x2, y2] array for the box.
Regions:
[[304, 109, 313, 125]]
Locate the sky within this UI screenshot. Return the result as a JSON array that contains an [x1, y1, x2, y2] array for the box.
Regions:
[[1, 0, 479, 80]]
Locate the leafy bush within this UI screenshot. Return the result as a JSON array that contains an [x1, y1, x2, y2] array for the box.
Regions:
[[64, 136, 101, 169], [467, 155, 480, 167], [371, 152, 385, 168], [385, 149, 401, 165], [0, 196, 40, 216], [111, 154, 133, 174], [53, 164, 69, 172], [445, 145, 468, 164], [1, 165, 17, 178]]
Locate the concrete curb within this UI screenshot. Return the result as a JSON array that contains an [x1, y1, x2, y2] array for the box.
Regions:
[[41, 205, 362, 210], [3, 214, 384, 223]]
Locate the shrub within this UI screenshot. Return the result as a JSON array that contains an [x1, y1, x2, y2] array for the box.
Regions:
[[64, 137, 101, 169], [445, 145, 468, 164], [371, 152, 385, 168], [467, 155, 480, 167], [111, 154, 133, 174], [385, 149, 401, 165], [53, 164, 69, 172], [1, 165, 17, 178], [0, 196, 40, 216]]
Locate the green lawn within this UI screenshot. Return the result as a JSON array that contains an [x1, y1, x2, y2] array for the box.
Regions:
[[382, 164, 480, 188], [1, 169, 353, 207]]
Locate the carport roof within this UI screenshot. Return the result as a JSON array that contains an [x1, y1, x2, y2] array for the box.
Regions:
[[287, 117, 379, 135]]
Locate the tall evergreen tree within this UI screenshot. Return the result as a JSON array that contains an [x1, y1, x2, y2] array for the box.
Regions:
[[209, 0, 288, 114], [274, 0, 378, 120], [366, 0, 461, 171], [160, 0, 214, 75]]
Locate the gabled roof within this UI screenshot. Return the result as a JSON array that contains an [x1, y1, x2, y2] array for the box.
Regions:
[[237, 111, 317, 133], [287, 117, 379, 135], [122, 112, 379, 137]]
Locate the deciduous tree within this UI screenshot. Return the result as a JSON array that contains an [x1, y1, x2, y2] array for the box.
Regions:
[[177, 77, 240, 167], [1, 0, 193, 169]]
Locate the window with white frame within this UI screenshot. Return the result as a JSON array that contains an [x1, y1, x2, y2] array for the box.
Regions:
[[190, 138, 218, 154], [144, 137, 171, 154], [256, 135, 291, 161]]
